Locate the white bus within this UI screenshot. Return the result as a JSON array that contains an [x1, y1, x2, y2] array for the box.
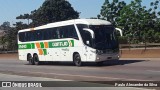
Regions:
[[18, 19, 120, 66]]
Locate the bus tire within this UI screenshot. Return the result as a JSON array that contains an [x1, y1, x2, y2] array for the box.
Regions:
[[27, 54, 34, 65], [33, 54, 40, 65], [96, 62, 104, 66], [73, 53, 82, 67]]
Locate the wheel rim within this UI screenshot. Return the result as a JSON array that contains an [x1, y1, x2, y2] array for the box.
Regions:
[[34, 57, 38, 62], [28, 55, 32, 65], [34, 55, 39, 65], [74, 55, 81, 66]]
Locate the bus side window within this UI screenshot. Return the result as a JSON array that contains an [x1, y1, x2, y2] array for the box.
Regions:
[[43, 30, 46, 40], [32, 31, 36, 41], [49, 27, 58, 39], [24, 32, 27, 42], [40, 30, 44, 40], [59, 27, 63, 38], [65, 26, 69, 38], [68, 25, 78, 40], [48, 28, 52, 40], [39, 30, 42, 40], [34, 31, 38, 41], [35, 30, 43, 41], [56, 28, 60, 39], [43, 29, 49, 40], [30, 31, 33, 41], [59, 26, 68, 39]]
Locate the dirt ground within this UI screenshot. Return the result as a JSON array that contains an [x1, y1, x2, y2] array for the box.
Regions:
[[0, 53, 18, 60], [0, 49, 160, 60], [120, 48, 160, 58]]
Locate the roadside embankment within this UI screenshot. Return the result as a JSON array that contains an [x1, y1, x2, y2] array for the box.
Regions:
[[120, 48, 160, 58], [0, 53, 18, 60]]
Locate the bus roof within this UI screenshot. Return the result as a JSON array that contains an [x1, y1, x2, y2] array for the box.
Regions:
[[18, 19, 112, 32], [74, 19, 111, 25]]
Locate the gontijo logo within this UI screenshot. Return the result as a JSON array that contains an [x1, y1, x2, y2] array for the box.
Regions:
[[49, 40, 74, 48]]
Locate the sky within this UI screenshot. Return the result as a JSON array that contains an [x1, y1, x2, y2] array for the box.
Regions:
[[0, 0, 151, 25]]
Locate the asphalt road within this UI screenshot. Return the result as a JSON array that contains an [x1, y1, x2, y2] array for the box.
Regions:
[[0, 59, 160, 81], [0, 74, 153, 90], [0, 58, 160, 90]]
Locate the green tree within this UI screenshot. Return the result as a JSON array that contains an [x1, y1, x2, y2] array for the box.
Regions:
[[99, 0, 126, 26], [118, 0, 145, 43], [0, 36, 7, 51], [5, 28, 18, 50], [17, 0, 79, 27], [154, 32, 160, 43], [13, 22, 28, 30], [16, 14, 31, 25], [100, 0, 160, 43], [0, 21, 10, 30], [0, 21, 24, 51]]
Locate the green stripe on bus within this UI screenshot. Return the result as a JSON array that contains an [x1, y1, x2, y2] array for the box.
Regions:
[[31, 43, 35, 49], [40, 42, 45, 48], [18, 44, 32, 49], [70, 40, 74, 47], [43, 49, 47, 55], [18, 40, 74, 50]]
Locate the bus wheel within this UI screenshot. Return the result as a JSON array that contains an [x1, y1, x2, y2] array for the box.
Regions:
[[73, 53, 82, 67], [33, 55, 40, 65], [27, 54, 34, 65]]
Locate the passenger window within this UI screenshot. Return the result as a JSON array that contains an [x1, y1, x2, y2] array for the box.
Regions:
[[18, 25, 79, 42], [43, 30, 48, 40], [68, 25, 79, 40], [59, 26, 69, 39]]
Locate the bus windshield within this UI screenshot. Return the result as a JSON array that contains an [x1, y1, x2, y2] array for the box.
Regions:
[[89, 25, 119, 50]]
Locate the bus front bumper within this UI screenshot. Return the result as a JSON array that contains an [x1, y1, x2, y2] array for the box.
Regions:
[[95, 53, 119, 62]]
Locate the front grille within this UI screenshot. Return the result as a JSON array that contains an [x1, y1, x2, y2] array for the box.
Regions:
[[96, 49, 119, 55], [103, 49, 119, 54], [103, 49, 113, 54]]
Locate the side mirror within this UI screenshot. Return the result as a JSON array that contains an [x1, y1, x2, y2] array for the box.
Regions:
[[83, 28, 95, 39], [116, 28, 123, 36], [86, 41, 90, 45]]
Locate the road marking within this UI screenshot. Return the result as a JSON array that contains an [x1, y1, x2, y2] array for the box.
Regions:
[[147, 70, 160, 73], [13, 70, 153, 81]]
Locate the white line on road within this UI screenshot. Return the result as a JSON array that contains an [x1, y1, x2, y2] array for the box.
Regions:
[[147, 70, 160, 73]]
